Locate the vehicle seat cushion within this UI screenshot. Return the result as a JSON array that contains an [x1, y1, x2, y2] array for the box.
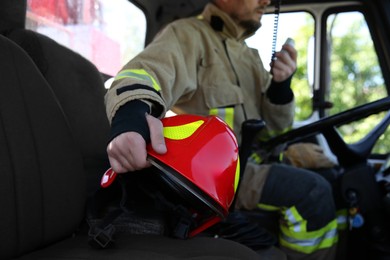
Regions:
[[6, 29, 111, 193], [14, 234, 262, 260], [0, 35, 86, 259]]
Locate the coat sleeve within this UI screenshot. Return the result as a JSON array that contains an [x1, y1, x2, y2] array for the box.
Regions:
[[105, 21, 200, 123], [258, 83, 295, 140], [247, 47, 295, 139], [261, 96, 295, 137]]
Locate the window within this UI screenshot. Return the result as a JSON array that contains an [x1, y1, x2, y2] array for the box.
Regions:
[[327, 11, 388, 153], [25, 0, 146, 77], [328, 11, 386, 114]]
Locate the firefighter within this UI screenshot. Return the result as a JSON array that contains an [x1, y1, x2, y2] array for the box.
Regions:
[[105, 0, 338, 259]]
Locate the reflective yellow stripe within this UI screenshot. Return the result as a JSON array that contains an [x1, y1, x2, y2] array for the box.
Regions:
[[280, 206, 338, 253], [256, 205, 339, 253], [280, 220, 338, 253], [258, 126, 292, 142], [336, 209, 348, 230], [234, 157, 240, 192], [249, 152, 262, 164], [285, 207, 306, 233], [257, 203, 279, 211], [163, 120, 204, 140], [209, 108, 234, 130], [115, 69, 161, 91], [279, 152, 284, 162]]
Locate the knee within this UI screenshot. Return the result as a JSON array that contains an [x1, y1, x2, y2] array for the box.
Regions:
[[310, 173, 334, 202], [304, 173, 336, 229]]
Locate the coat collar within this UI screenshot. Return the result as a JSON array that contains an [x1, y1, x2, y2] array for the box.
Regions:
[[199, 3, 257, 42]]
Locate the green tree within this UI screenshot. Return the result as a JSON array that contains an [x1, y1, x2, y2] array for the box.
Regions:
[[290, 11, 389, 154], [328, 13, 388, 153], [291, 15, 314, 121]]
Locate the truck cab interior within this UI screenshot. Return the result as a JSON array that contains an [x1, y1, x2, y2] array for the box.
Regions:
[[0, 0, 389, 259]]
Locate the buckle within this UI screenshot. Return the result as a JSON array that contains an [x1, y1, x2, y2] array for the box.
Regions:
[[88, 224, 116, 249]]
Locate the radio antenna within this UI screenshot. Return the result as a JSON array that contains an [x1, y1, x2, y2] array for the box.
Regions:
[[271, 0, 282, 63]]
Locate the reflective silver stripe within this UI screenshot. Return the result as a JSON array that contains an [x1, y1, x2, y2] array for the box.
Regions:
[[209, 108, 234, 129], [281, 228, 337, 247], [285, 208, 303, 232], [337, 215, 347, 225], [117, 71, 150, 82], [115, 69, 161, 91]]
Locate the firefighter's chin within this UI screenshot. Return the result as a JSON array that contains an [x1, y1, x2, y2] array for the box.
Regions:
[[239, 19, 261, 32]]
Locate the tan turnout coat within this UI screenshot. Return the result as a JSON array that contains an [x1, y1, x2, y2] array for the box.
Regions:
[[105, 3, 295, 208]]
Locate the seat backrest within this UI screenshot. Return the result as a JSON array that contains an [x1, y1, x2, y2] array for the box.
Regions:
[[0, 2, 111, 258], [6, 29, 111, 194], [0, 34, 86, 259]]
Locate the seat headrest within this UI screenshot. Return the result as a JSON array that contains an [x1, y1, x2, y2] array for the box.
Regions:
[[0, 0, 26, 33]]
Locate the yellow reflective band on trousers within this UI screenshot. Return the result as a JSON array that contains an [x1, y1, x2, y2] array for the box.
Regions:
[[257, 203, 279, 212], [115, 69, 161, 91], [336, 209, 348, 231], [209, 108, 234, 130], [163, 120, 204, 140], [279, 206, 338, 254]]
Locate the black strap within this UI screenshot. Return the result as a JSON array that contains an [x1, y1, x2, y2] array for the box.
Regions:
[[88, 222, 117, 249], [141, 185, 195, 239], [86, 170, 196, 249], [87, 176, 129, 249], [207, 211, 277, 251]]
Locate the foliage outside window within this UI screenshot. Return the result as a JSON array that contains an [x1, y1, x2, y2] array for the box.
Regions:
[[327, 11, 388, 153]]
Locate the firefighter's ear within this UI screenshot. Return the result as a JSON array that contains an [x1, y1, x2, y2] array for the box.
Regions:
[[146, 114, 167, 154]]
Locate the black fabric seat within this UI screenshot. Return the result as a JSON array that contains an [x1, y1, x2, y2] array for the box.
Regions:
[[0, 33, 86, 259], [5, 28, 111, 194], [0, 33, 265, 260]]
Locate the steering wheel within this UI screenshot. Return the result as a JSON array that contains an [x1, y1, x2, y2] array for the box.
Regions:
[[259, 96, 390, 168]]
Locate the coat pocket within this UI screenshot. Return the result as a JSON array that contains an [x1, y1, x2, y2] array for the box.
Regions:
[[198, 60, 243, 109]]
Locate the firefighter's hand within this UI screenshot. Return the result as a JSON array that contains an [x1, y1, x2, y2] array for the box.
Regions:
[[107, 114, 167, 173], [271, 43, 297, 82]]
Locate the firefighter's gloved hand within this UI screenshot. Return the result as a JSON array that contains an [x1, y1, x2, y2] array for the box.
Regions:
[[283, 142, 336, 169]]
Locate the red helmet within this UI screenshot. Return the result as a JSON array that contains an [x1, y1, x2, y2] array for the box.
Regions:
[[101, 114, 240, 238], [147, 114, 240, 237]]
